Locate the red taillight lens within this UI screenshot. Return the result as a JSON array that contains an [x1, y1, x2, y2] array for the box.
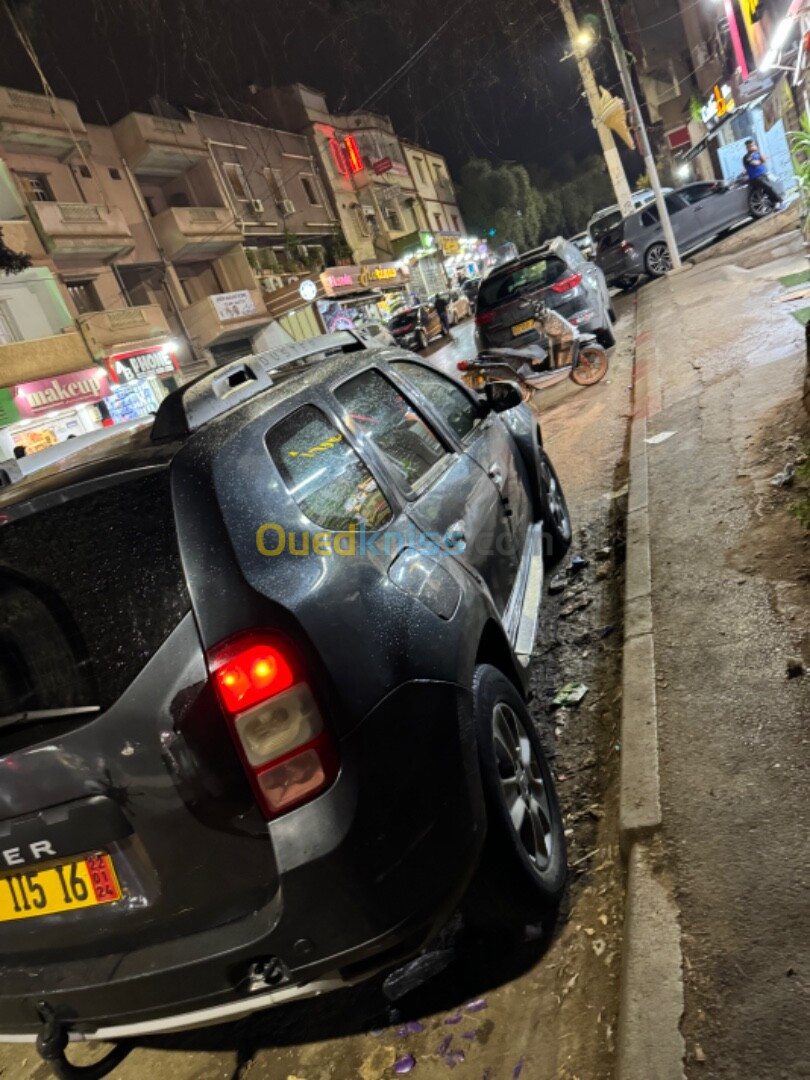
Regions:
[[550, 272, 583, 293], [620, 241, 635, 253], [475, 310, 495, 326], [209, 632, 337, 818], [457, 360, 470, 371]]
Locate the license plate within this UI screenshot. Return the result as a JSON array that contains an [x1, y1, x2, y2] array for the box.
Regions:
[[512, 319, 535, 337], [0, 854, 121, 923]]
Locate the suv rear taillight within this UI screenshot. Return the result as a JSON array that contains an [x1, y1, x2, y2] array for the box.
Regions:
[[208, 632, 338, 819], [475, 310, 495, 326], [550, 272, 583, 293], [620, 241, 635, 253]]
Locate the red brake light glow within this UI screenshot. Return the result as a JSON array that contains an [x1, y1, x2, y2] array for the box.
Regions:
[[457, 360, 470, 371], [550, 272, 583, 293], [214, 642, 294, 714], [475, 310, 495, 326]]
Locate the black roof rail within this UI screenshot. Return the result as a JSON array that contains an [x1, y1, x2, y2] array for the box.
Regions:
[[151, 330, 369, 440]]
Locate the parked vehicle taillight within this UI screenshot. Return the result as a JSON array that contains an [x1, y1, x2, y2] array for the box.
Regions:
[[620, 241, 635, 253], [457, 360, 470, 371], [475, 310, 495, 326], [550, 272, 583, 293], [208, 632, 338, 818]]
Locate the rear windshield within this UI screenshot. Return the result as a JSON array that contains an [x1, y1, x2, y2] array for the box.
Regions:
[[477, 256, 566, 310], [598, 220, 625, 251], [389, 311, 418, 329], [0, 471, 189, 717]]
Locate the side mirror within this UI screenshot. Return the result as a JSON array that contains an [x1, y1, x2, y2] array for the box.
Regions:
[[485, 380, 524, 413]]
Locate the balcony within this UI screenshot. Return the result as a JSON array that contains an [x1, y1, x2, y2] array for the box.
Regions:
[[77, 304, 172, 361], [182, 289, 271, 349], [0, 330, 90, 387], [113, 112, 208, 177], [0, 218, 45, 259], [28, 202, 134, 259], [0, 86, 89, 156], [151, 206, 242, 262]]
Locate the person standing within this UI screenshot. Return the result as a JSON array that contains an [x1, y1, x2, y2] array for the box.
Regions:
[[434, 293, 451, 335], [742, 139, 783, 210]]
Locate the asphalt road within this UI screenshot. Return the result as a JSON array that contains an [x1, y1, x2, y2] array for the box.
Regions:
[[0, 305, 638, 1080]]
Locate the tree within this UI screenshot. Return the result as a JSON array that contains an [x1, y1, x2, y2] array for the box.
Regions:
[[458, 159, 543, 252], [0, 228, 32, 275]]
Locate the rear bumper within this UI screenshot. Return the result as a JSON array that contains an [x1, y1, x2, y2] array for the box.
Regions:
[[0, 680, 485, 1040], [601, 251, 643, 285]]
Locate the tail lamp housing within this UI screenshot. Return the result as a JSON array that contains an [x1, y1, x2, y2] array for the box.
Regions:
[[474, 310, 495, 327], [208, 632, 338, 819], [550, 272, 583, 293]]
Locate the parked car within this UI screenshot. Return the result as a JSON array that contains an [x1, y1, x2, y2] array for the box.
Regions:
[[389, 304, 446, 350], [461, 277, 482, 304], [587, 188, 672, 261], [474, 236, 616, 352], [357, 321, 396, 347], [595, 178, 785, 286], [446, 289, 472, 325], [570, 231, 593, 260], [0, 332, 569, 1055]]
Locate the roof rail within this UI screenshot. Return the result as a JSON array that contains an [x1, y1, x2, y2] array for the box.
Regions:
[[151, 330, 369, 440]]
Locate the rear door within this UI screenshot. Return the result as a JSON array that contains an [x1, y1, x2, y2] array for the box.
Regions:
[[333, 366, 519, 614], [680, 181, 748, 235]]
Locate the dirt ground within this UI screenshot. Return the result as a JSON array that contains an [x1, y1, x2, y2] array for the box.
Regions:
[[0, 309, 637, 1080]]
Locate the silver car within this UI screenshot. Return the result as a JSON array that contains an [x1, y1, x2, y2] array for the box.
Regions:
[[596, 178, 785, 286]]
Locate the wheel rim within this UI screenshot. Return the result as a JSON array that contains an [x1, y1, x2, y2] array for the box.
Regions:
[[539, 456, 571, 539], [750, 190, 771, 216], [573, 346, 608, 385], [492, 703, 554, 873], [647, 244, 672, 276]]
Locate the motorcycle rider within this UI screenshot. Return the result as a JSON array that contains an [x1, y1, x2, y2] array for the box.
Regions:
[[742, 139, 783, 210]]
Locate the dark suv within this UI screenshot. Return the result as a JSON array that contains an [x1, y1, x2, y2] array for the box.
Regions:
[[0, 334, 570, 1058], [475, 236, 615, 353]]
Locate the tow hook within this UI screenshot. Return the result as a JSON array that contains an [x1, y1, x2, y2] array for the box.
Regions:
[[35, 1003, 131, 1080]]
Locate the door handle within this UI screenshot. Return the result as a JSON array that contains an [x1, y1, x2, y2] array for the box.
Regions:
[[488, 463, 504, 488], [442, 521, 466, 551]]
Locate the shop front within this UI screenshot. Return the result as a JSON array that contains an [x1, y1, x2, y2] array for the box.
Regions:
[[390, 231, 447, 301], [318, 262, 412, 332], [0, 366, 111, 459], [102, 342, 180, 424]]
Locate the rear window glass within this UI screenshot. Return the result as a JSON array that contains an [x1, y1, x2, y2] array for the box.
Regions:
[[598, 221, 625, 250], [335, 369, 447, 488], [267, 405, 392, 532], [0, 471, 189, 717], [477, 256, 566, 310], [590, 210, 621, 244], [389, 311, 419, 329]]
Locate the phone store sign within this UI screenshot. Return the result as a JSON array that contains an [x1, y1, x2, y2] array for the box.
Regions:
[[106, 344, 178, 384]]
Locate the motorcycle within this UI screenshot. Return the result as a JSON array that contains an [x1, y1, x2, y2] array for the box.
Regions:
[[458, 298, 609, 400]]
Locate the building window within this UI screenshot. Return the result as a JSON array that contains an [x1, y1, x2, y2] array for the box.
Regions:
[[223, 161, 250, 201], [355, 205, 370, 236], [452, 214, 460, 232], [432, 163, 444, 183], [18, 173, 54, 203], [65, 279, 103, 316], [144, 195, 158, 217], [77, 164, 92, 179], [0, 301, 20, 345], [384, 204, 403, 232], [300, 175, 321, 207], [264, 167, 288, 213], [414, 158, 426, 184], [434, 212, 443, 232], [109, 167, 122, 180]]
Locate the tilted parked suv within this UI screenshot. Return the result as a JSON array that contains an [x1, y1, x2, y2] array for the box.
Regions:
[[0, 333, 570, 1063], [474, 236, 616, 354]]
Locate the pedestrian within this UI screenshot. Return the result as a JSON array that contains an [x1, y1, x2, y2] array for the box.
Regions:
[[434, 293, 451, 335], [742, 138, 783, 210]]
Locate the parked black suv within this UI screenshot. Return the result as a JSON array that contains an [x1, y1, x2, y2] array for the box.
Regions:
[[0, 333, 570, 1058], [475, 236, 615, 352]]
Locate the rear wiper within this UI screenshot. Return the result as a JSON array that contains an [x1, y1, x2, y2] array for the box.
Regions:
[[0, 706, 101, 733]]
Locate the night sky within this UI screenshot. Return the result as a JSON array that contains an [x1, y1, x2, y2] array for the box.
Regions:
[[2, 0, 631, 173]]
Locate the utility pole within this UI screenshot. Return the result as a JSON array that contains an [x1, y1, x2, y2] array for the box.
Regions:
[[600, 0, 682, 271], [558, 0, 634, 217]]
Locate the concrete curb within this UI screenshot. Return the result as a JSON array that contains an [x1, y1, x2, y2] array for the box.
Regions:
[[616, 288, 686, 1080]]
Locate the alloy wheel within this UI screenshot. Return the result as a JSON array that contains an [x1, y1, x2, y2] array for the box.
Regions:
[[646, 243, 672, 276], [492, 703, 554, 873], [749, 189, 772, 217], [539, 456, 571, 539]]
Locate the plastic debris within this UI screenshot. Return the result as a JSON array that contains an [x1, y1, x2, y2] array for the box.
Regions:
[[770, 462, 796, 488], [592, 938, 606, 957], [443, 1012, 462, 1025], [445, 1051, 465, 1068], [570, 554, 589, 572], [513, 1059, 525, 1078], [646, 430, 676, 445], [397, 1021, 425, 1037], [595, 546, 611, 561], [395, 1056, 417, 1074], [552, 682, 589, 708], [694, 1043, 706, 1064], [548, 572, 567, 594], [462, 1030, 478, 1041], [436, 1035, 454, 1056], [465, 998, 488, 1013]]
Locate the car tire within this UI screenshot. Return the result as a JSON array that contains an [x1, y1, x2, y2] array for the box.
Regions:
[[464, 665, 567, 933], [596, 325, 616, 349], [748, 188, 774, 219], [536, 447, 572, 565], [617, 275, 639, 291], [608, 305, 617, 324], [644, 242, 672, 277]]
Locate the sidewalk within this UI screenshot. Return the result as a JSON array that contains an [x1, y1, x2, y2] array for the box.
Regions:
[[631, 240, 810, 1078]]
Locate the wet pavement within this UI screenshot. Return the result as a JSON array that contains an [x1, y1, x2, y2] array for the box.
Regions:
[[0, 307, 638, 1080]]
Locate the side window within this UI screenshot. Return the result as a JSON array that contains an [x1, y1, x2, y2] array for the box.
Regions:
[[335, 369, 448, 488], [664, 195, 686, 215], [267, 406, 392, 531], [681, 183, 715, 204], [392, 362, 481, 440], [642, 207, 659, 227]]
